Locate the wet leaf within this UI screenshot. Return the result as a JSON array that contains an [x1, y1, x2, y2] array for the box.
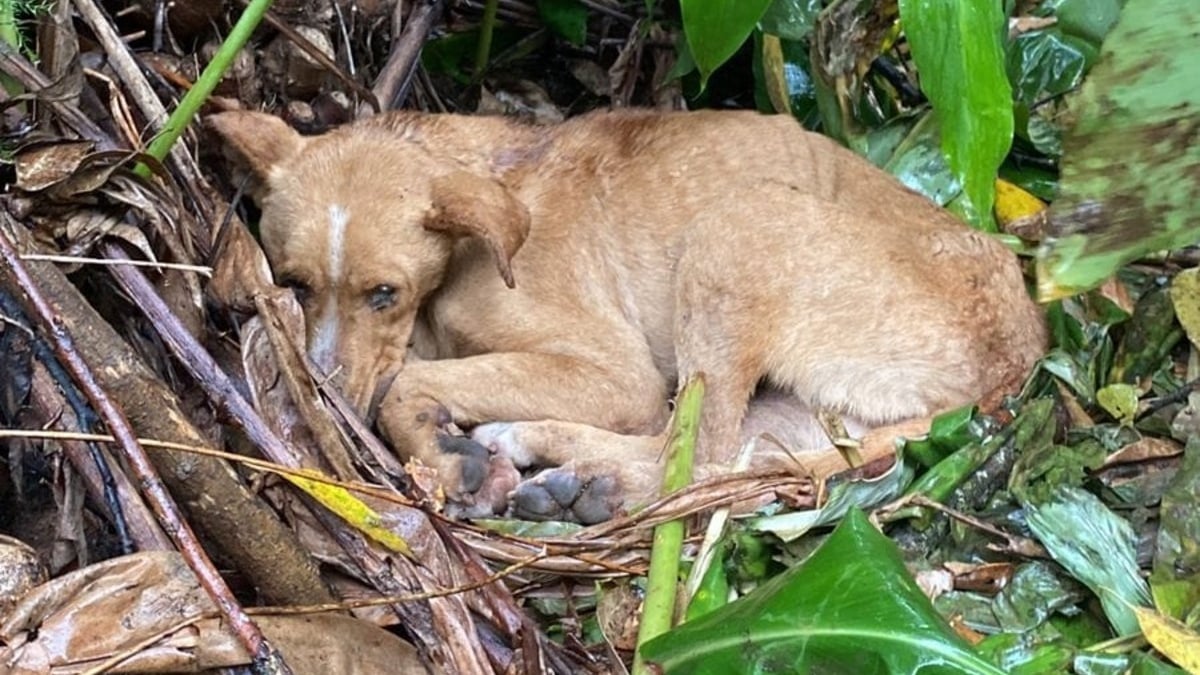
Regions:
[[1006, 29, 1090, 106], [899, 0, 1012, 230], [1112, 286, 1182, 385], [641, 509, 1006, 674], [991, 561, 1086, 633], [1024, 486, 1151, 636]]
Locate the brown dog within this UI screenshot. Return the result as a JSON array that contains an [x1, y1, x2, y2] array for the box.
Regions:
[[211, 109, 1045, 523]]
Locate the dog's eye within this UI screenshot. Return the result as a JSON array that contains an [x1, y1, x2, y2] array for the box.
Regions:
[[279, 277, 312, 304], [368, 284, 397, 311]]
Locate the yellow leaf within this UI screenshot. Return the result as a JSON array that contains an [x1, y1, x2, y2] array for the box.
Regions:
[[1171, 268, 1200, 349], [285, 469, 412, 558], [994, 178, 1047, 235], [1134, 606, 1200, 674]]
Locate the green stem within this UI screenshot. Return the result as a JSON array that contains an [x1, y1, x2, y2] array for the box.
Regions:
[[631, 375, 705, 675], [0, 0, 23, 98], [473, 0, 499, 80], [137, 0, 275, 175]]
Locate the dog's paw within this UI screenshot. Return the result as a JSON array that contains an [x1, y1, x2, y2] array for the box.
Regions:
[[509, 465, 623, 524], [436, 435, 521, 517]]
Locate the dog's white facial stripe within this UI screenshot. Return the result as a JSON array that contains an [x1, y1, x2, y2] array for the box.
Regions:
[[328, 204, 349, 284], [309, 204, 349, 373]]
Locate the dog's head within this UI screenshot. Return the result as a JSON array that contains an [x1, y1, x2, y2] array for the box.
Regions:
[[210, 111, 530, 410]]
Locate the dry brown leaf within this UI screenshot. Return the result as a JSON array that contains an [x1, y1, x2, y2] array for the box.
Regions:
[[0, 551, 429, 674], [14, 141, 94, 192], [1100, 436, 1184, 469]]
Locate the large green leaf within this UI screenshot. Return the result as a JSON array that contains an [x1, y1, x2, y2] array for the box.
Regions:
[[1037, 1, 1200, 298], [640, 509, 1006, 674], [681, 0, 772, 87], [898, 0, 1013, 231]]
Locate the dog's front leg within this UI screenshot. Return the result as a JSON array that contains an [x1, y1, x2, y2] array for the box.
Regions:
[[377, 351, 670, 518]]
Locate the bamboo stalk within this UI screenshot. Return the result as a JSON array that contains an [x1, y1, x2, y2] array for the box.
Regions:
[[632, 374, 705, 675]]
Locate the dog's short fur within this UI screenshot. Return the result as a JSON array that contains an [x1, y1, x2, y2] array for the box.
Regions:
[[212, 109, 1046, 523]]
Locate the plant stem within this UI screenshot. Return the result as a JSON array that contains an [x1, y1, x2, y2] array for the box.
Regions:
[[0, 0, 23, 98], [631, 374, 705, 675], [137, 0, 276, 175], [473, 0, 499, 79]]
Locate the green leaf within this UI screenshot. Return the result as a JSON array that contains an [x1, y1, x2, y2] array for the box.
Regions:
[[759, 0, 821, 41], [685, 542, 730, 621], [1024, 486, 1152, 636], [641, 509, 1007, 674], [898, 0, 1013, 231], [1036, 1, 1200, 298], [1097, 383, 1138, 425], [681, 0, 772, 87], [537, 0, 588, 46]]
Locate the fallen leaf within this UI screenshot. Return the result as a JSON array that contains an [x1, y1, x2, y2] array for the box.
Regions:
[[1134, 606, 1200, 673]]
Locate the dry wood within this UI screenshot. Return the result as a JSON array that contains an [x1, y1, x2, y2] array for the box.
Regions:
[[0, 219, 333, 609]]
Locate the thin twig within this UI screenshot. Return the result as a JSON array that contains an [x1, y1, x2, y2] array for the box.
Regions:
[[373, 0, 447, 111], [19, 253, 212, 276], [0, 220, 290, 673]]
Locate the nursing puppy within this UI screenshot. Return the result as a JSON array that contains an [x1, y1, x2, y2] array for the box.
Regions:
[[211, 109, 1045, 523]]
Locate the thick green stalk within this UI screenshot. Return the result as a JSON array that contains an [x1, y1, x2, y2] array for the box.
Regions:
[[631, 375, 705, 675], [138, 0, 275, 173], [473, 0, 499, 79]]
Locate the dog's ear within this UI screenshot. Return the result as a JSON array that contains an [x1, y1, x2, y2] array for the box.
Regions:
[[207, 111, 306, 197], [424, 171, 531, 288]]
